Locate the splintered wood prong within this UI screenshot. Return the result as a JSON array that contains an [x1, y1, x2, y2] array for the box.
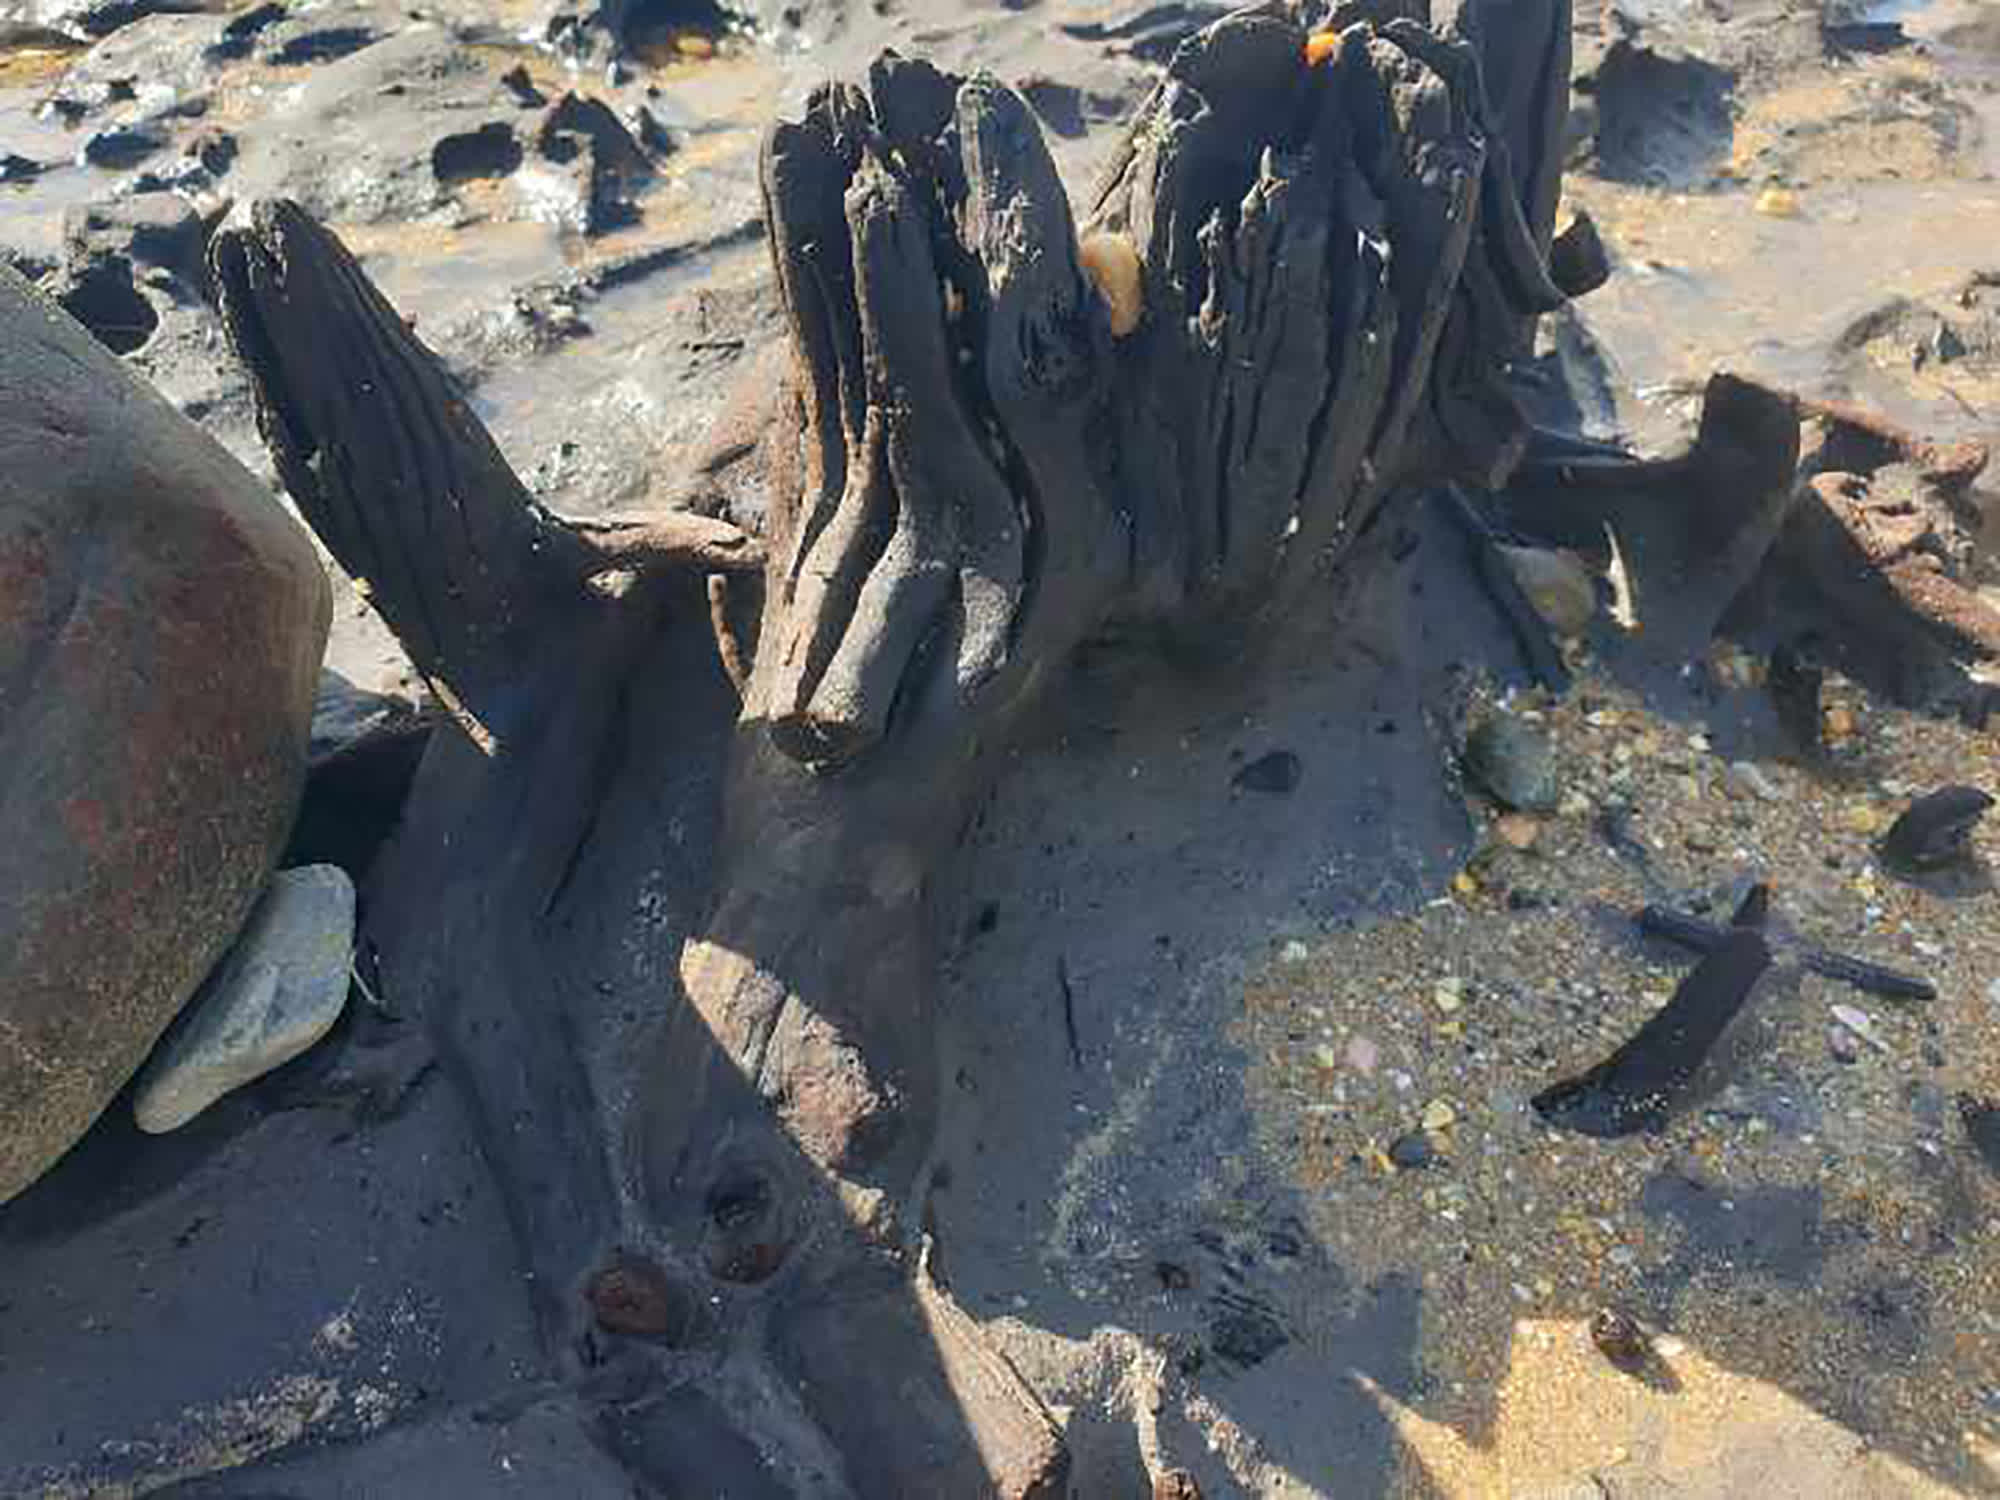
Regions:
[[211, 199, 598, 722], [572, 511, 767, 575], [750, 67, 1119, 770]]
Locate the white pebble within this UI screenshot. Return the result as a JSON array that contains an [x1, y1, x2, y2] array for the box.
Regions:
[[1831, 1005, 1889, 1051]]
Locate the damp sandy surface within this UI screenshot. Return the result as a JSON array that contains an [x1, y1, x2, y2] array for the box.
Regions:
[[1229, 658, 2000, 1494]]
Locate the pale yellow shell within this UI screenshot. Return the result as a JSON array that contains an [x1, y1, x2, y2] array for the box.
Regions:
[[1079, 231, 1144, 338]]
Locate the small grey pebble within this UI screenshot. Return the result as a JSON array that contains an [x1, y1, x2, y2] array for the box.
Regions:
[[1463, 716, 1559, 813], [1389, 1132, 1437, 1170]]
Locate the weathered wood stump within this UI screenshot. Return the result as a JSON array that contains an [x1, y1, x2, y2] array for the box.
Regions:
[[205, 0, 1574, 1486]]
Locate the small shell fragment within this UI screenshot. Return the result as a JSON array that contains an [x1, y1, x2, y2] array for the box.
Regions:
[[1831, 1004, 1888, 1052], [1755, 186, 1801, 218], [1079, 231, 1145, 338]]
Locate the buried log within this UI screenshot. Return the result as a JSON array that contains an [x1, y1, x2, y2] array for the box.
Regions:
[[195, 1, 1578, 1487]]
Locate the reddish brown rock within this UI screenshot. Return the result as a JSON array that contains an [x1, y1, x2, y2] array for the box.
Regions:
[[0, 266, 330, 1203]]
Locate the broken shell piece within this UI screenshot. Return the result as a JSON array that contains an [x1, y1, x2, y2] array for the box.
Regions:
[[1079, 230, 1144, 337]]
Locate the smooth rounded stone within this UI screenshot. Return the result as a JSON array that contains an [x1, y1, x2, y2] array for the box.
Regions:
[[0, 267, 330, 1202], [1496, 543, 1598, 636], [1464, 715, 1561, 812], [1724, 760, 1783, 802], [1389, 1131, 1437, 1170], [133, 866, 356, 1133]]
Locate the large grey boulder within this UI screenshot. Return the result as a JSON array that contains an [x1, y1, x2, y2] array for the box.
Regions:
[[0, 265, 330, 1203]]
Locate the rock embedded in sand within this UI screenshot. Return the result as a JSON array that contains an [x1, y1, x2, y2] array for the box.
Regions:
[[1828, 1022, 1862, 1065], [1497, 544, 1598, 637], [1389, 1131, 1437, 1170], [0, 266, 329, 1202], [133, 865, 357, 1133], [1754, 185, 1801, 218], [1464, 715, 1561, 812], [1232, 748, 1302, 794], [1880, 785, 1992, 871], [1961, 1097, 2000, 1175], [78, 122, 166, 170]]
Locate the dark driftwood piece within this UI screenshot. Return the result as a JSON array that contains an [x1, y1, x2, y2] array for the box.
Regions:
[[1536, 886, 1774, 1139], [208, 1, 1576, 1487], [1637, 902, 1937, 1003]]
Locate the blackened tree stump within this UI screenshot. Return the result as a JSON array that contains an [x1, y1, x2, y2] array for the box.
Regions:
[[208, 1, 1575, 1488]]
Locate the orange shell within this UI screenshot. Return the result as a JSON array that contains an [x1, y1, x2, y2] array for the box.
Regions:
[[1305, 30, 1339, 65], [1079, 231, 1144, 338]]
